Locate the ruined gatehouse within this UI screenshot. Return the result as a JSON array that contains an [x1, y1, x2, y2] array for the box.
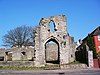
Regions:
[[34, 15, 76, 67]]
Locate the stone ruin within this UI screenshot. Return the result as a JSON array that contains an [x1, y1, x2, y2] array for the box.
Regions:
[[0, 15, 76, 67], [34, 15, 76, 67]]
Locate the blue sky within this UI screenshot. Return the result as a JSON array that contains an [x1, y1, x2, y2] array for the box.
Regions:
[[0, 0, 100, 48]]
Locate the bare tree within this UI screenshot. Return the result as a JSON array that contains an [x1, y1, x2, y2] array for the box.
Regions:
[[3, 25, 36, 48]]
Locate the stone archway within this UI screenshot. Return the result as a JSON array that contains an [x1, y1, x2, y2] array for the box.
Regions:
[[45, 39, 60, 64], [34, 15, 76, 67]]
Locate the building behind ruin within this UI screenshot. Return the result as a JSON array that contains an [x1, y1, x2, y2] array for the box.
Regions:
[[0, 15, 76, 67]]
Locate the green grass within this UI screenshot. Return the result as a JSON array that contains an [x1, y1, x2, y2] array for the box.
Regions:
[[0, 65, 60, 70], [0, 66, 45, 70], [68, 61, 81, 64], [0, 61, 82, 70]]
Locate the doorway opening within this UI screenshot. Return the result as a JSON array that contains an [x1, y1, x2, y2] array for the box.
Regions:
[[45, 39, 60, 64]]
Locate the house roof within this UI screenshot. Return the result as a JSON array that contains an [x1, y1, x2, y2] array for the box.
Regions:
[[82, 26, 100, 41], [77, 26, 100, 49], [90, 26, 100, 36]]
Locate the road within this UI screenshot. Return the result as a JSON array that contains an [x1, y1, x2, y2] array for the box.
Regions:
[[0, 69, 100, 75]]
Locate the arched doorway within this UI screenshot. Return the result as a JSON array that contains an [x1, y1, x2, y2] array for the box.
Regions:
[[45, 39, 60, 64]]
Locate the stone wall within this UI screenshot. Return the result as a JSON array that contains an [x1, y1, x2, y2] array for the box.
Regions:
[[46, 44, 58, 61], [0, 49, 5, 57], [0, 49, 5, 61], [5, 47, 34, 61]]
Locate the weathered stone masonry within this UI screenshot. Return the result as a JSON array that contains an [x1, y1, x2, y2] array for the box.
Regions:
[[34, 15, 76, 67]]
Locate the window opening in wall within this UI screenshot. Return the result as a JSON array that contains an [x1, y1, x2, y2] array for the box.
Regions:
[[21, 52, 26, 55], [49, 21, 55, 32], [71, 54, 73, 57]]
